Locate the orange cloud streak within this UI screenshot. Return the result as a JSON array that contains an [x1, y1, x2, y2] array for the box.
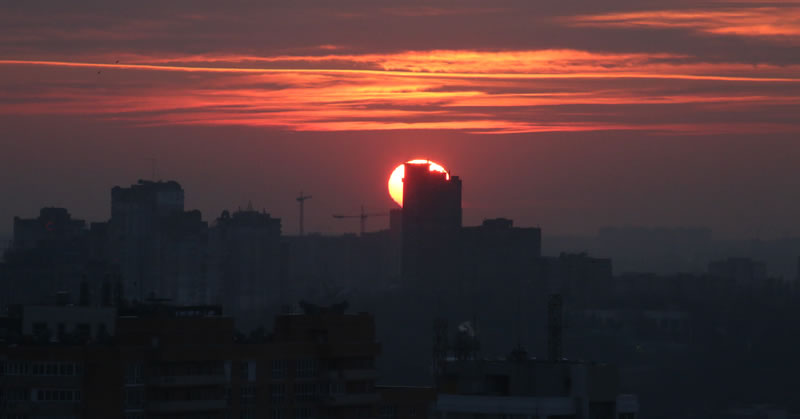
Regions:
[[1, 48, 799, 134], [569, 7, 800, 42], [2, 58, 800, 83]]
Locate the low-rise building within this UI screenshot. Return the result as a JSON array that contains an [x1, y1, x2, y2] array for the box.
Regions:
[[0, 302, 424, 419], [434, 348, 638, 419]]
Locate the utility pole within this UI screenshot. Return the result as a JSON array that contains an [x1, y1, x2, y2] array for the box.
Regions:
[[296, 191, 312, 236]]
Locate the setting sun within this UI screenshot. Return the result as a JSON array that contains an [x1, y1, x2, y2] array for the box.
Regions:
[[388, 159, 449, 207]]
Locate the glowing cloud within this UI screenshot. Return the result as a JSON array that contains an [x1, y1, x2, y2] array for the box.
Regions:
[[1, 47, 799, 134]]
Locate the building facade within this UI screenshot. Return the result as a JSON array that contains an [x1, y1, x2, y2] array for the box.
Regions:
[[0, 303, 433, 419], [434, 354, 638, 419]]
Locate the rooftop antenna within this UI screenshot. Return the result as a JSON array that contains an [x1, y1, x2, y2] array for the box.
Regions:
[[142, 157, 158, 180], [332, 204, 389, 235], [296, 191, 312, 236]]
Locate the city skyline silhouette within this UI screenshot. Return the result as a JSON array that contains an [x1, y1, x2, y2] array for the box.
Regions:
[[2, 1, 800, 418]]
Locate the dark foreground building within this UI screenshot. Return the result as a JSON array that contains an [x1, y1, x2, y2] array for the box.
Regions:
[[0, 303, 435, 419], [433, 353, 639, 419]]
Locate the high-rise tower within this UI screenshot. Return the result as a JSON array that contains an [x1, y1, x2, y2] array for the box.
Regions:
[[400, 161, 462, 283]]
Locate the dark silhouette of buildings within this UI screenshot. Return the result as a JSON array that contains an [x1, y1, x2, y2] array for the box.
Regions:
[[11, 207, 87, 251], [156, 209, 208, 304], [109, 180, 187, 303], [0, 302, 435, 419], [14, 171, 800, 417], [1, 208, 93, 308], [460, 218, 542, 286], [208, 208, 285, 317], [400, 162, 462, 284], [708, 257, 767, 284], [434, 355, 638, 419]]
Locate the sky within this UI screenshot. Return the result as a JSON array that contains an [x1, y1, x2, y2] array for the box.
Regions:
[[1, 0, 800, 239]]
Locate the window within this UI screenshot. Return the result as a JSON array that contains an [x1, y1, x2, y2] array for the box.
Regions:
[[295, 382, 317, 402], [240, 385, 256, 404], [295, 407, 313, 419], [2, 361, 30, 376], [32, 388, 81, 402], [29, 362, 80, 377], [125, 387, 145, 408], [380, 406, 398, 419], [224, 360, 233, 381], [125, 362, 144, 385], [296, 359, 318, 379], [272, 359, 288, 379], [241, 360, 256, 382], [6, 387, 30, 401], [59, 363, 74, 376], [329, 381, 344, 396], [270, 383, 285, 402]]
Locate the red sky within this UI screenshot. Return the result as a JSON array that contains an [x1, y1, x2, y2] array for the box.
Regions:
[[1, 0, 799, 238]]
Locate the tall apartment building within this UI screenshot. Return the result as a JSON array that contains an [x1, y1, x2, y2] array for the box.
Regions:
[[208, 209, 284, 316], [109, 180, 207, 304], [400, 162, 462, 285]]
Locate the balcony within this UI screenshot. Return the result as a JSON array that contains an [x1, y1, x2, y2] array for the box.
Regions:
[[327, 369, 379, 381], [147, 399, 226, 412], [322, 393, 381, 406], [617, 394, 639, 413], [342, 369, 379, 380], [148, 375, 227, 387]]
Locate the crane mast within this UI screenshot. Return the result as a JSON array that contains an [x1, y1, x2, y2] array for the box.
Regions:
[[296, 191, 312, 236]]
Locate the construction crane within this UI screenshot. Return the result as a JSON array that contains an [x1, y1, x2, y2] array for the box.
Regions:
[[296, 191, 312, 236], [332, 205, 388, 236]]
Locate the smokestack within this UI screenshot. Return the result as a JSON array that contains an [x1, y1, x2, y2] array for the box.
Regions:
[[548, 293, 563, 361]]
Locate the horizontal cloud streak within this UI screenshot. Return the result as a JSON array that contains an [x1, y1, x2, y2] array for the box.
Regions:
[[569, 6, 800, 43], [4, 54, 800, 81], [1, 48, 799, 134]]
